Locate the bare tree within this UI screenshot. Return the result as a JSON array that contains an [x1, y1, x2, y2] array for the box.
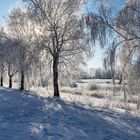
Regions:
[[6, 8, 39, 90], [23, 0, 91, 97], [4, 38, 18, 88], [0, 28, 7, 86], [0, 56, 6, 87]]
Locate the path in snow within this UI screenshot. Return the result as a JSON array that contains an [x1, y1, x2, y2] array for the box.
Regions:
[[0, 87, 140, 140]]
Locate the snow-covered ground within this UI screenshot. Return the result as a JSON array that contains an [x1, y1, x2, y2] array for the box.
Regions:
[[0, 87, 140, 140], [30, 79, 140, 117]]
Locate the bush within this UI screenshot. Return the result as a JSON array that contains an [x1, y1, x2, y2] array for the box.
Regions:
[[87, 83, 99, 91], [69, 82, 78, 88], [74, 91, 82, 95], [90, 93, 105, 98]]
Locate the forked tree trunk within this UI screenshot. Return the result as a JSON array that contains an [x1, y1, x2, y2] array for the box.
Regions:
[[9, 76, 12, 88], [53, 55, 60, 97], [20, 70, 24, 90], [0, 74, 3, 86]]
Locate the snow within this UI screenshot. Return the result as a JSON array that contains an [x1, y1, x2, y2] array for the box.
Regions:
[[0, 87, 140, 140]]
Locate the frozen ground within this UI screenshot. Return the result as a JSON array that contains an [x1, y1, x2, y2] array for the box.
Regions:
[[0, 87, 140, 140]]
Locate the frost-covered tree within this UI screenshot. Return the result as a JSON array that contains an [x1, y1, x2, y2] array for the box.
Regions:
[[0, 28, 7, 86], [6, 8, 39, 90], [22, 0, 91, 97], [3, 38, 19, 88], [0, 27, 22, 88]]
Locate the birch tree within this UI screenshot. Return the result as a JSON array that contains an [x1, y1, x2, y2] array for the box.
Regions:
[[0, 28, 7, 86], [23, 0, 91, 97], [7, 8, 39, 90]]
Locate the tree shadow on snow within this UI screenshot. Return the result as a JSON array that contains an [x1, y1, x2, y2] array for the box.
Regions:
[[0, 87, 140, 140]]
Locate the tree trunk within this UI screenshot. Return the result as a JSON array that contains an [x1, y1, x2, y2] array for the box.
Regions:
[[118, 74, 122, 84], [8, 66, 12, 88], [112, 70, 115, 85], [111, 69, 115, 95], [20, 70, 24, 90], [53, 56, 60, 97], [9, 76, 12, 88], [0, 74, 3, 86]]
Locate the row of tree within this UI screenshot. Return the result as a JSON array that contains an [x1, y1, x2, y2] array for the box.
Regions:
[[0, 0, 140, 99], [0, 0, 92, 97]]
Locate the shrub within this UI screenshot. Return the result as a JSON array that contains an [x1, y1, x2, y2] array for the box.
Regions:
[[87, 83, 99, 91], [74, 91, 82, 95], [69, 82, 78, 88], [90, 92, 105, 98]]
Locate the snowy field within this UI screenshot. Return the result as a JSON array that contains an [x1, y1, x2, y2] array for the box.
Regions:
[[0, 84, 140, 139], [31, 79, 140, 117]]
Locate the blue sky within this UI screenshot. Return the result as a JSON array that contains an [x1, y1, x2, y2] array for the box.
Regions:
[[87, 0, 126, 69], [0, 0, 125, 69], [0, 0, 21, 25]]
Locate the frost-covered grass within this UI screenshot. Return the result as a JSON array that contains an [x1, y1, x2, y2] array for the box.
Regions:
[[3, 78, 140, 117], [30, 79, 140, 117], [0, 87, 140, 140]]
